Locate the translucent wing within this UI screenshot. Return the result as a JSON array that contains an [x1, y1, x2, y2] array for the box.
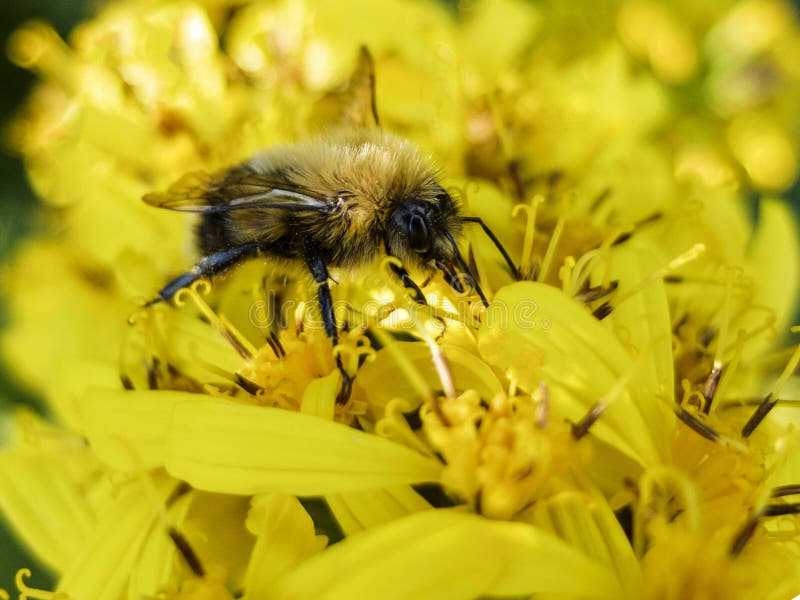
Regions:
[[310, 46, 379, 129], [143, 169, 334, 214]]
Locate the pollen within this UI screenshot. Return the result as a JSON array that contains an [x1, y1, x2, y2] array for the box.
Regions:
[[421, 389, 580, 520]]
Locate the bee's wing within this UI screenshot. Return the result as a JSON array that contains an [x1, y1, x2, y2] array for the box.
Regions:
[[143, 170, 333, 214], [340, 46, 379, 127], [310, 46, 379, 129]]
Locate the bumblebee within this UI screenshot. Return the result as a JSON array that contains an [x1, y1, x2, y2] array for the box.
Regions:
[[144, 48, 516, 401]]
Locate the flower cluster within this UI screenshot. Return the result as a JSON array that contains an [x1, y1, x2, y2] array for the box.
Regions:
[[2, 0, 800, 598]]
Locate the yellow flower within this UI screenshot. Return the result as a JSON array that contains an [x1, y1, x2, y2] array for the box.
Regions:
[[3, 0, 800, 598]]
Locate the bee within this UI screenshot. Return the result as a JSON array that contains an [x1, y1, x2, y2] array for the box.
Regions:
[[143, 48, 516, 402]]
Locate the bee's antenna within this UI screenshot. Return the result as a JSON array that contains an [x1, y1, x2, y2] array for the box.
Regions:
[[444, 232, 489, 307], [461, 216, 519, 279]]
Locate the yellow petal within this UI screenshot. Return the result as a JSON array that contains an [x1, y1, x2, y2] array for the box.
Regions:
[[165, 397, 442, 494], [56, 476, 176, 598], [745, 198, 800, 347], [128, 485, 191, 598], [300, 370, 338, 419], [478, 281, 661, 466], [526, 491, 643, 599], [79, 389, 197, 471], [597, 244, 675, 459], [356, 342, 504, 413], [243, 494, 327, 597], [272, 510, 622, 600], [0, 448, 96, 571], [326, 486, 432, 535]]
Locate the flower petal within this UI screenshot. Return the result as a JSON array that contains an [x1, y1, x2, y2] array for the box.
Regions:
[[300, 371, 338, 420], [79, 389, 201, 471], [598, 244, 675, 458], [0, 449, 96, 571], [244, 494, 327, 597], [526, 491, 644, 599], [272, 510, 622, 599], [478, 281, 661, 466], [745, 198, 800, 347], [56, 477, 175, 598], [326, 486, 432, 535], [165, 397, 443, 494], [356, 342, 504, 413]]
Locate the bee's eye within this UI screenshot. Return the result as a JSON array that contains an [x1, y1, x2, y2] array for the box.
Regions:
[[407, 213, 431, 253]]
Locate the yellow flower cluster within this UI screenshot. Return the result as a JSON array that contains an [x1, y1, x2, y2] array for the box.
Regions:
[[2, 0, 800, 598]]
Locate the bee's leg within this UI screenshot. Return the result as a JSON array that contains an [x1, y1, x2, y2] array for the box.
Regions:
[[387, 260, 427, 305], [145, 242, 259, 307], [304, 247, 353, 404]]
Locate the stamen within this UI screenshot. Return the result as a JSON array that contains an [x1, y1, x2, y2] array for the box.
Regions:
[[712, 330, 746, 413], [146, 357, 160, 390], [741, 326, 800, 437], [333, 337, 376, 376], [713, 268, 737, 363], [15, 568, 70, 600], [611, 244, 706, 310], [166, 481, 192, 507], [635, 467, 700, 556], [769, 326, 800, 400], [763, 503, 800, 516], [771, 484, 800, 498], [537, 214, 565, 284], [511, 195, 544, 279], [675, 406, 720, 442], [730, 514, 760, 557], [235, 373, 264, 395], [558, 256, 576, 292], [610, 211, 662, 246], [726, 306, 777, 351], [740, 393, 777, 438], [701, 362, 722, 414], [369, 326, 450, 426], [534, 382, 549, 429], [112, 436, 210, 578], [592, 302, 614, 320], [700, 269, 739, 413], [168, 527, 206, 577], [270, 331, 286, 357], [177, 348, 236, 391], [574, 281, 619, 304], [571, 402, 606, 440], [375, 398, 436, 456], [120, 373, 134, 390], [175, 281, 257, 360], [265, 335, 282, 359], [572, 351, 645, 439], [416, 322, 456, 400]]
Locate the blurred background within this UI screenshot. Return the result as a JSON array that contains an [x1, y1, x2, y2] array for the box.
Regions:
[[0, 0, 799, 594], [0, 2, 87, 591]]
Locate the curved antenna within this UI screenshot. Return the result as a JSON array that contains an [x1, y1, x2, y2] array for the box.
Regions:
[[461, 216, 518, 278]]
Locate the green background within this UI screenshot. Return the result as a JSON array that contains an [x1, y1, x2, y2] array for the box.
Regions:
[[1, 0, 799, 595]]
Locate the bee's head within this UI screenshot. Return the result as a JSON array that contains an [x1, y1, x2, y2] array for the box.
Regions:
[[386, 188, 487, 304]]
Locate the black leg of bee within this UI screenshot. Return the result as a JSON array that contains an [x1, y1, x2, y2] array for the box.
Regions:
[[387, 260, 427, 305], [444, 231, 489, 307], [460, 216, 519, 278], [304, 246, 353, 404], [144, 242, 260, 307]]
